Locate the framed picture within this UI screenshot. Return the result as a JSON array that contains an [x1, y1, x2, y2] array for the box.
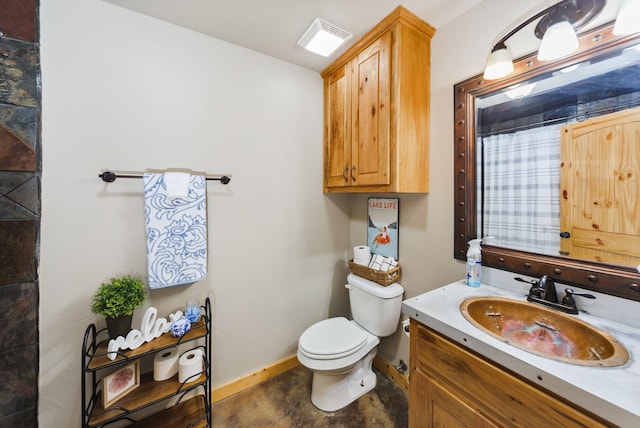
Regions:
[[367, 198, 399, 260], [102, 360, 140, 408]]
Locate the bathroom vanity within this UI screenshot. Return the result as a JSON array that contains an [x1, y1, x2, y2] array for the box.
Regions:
[[403, 277, 640, 427]]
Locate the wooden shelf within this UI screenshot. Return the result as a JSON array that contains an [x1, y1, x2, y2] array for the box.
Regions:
[[86, 319, 207, 371], [88, 372, 207, 427], [82, 299, 211, 427], [130, 395, 207, 428]]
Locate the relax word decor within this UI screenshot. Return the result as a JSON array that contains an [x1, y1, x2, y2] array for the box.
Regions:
[[106, 307, 184, 360]]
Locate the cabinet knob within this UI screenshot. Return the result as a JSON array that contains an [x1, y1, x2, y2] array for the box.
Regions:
[[351, 165, 357, 182], [343, 166, 349, 183]]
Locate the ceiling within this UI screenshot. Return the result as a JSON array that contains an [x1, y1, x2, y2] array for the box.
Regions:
[[103, 0, 483, 72]]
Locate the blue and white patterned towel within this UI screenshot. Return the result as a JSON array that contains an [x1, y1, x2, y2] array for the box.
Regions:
[[143, 172, 207, 289]]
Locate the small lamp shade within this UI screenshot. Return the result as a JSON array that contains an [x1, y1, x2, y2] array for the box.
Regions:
[[537, 21, 579, 61], [484, 44, 514, 80], [614, 0, 640, 35]]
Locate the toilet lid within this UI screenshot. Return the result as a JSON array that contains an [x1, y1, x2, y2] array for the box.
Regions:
[[298, 317, 369, 360]]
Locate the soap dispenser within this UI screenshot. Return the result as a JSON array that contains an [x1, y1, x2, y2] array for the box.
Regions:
[[466, 239, 482, 287]]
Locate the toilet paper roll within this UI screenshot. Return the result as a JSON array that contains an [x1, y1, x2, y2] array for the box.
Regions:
[[353, 245, 372, 266], [401, 319, 410, 339], [153, 349, 179, 381], [178, 348, 204, 384], [153, 349, 178, 380]]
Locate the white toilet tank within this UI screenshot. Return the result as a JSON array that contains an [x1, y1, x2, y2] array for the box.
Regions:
[[346, 273, 404, 337]]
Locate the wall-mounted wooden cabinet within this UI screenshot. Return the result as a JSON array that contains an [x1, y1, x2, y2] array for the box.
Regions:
[[322, 6, 434, 193]]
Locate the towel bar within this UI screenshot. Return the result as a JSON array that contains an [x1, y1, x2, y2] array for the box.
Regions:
[[99, 170, 231, 184]]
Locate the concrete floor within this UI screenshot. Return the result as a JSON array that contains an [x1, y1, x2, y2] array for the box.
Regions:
[[211, 365, 408, 427]]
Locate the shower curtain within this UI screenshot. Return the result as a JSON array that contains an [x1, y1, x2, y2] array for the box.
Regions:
[[478, 124, 562, 255]]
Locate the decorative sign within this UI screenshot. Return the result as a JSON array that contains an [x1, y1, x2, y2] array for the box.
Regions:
[[368, 198, 399, 260], [106, 307, 184, 360]]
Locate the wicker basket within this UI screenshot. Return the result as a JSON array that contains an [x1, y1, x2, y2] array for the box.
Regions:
[[348, 259, 401, 286]]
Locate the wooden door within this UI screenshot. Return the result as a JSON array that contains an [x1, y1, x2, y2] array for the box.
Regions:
[[350, 31, 391, 187], [410, 370, 499, 428], [324, 64, 351, 188], [560, 107, 640, 267]]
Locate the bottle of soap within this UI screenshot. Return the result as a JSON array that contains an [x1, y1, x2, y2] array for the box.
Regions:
[[466, 239, 482, 287]]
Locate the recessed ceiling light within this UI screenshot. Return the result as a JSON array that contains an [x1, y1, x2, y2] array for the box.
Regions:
[[505, 83, 537, 99], [297, 18, 352, 57], [559, 64, 581, 73]]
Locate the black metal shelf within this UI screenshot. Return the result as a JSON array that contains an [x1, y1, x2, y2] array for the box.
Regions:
[[81, 298, 212, 428]]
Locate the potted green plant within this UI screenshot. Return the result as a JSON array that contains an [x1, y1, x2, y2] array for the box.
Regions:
[[91, 275, 147, 339]]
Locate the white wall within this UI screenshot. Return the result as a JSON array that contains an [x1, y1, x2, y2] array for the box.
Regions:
[[38, 0, 627, 425], [39, 0, 351, 426]]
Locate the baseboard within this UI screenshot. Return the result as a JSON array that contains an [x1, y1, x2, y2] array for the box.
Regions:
[[211, 354, 300, 403], [211, 354, 408, 403], [373, 356, 409, 393]]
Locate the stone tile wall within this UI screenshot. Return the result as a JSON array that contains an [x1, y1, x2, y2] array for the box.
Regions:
[[0, 0, 40, 426]]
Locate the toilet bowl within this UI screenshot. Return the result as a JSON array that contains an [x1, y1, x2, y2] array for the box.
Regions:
[[297, 318, 379, 411], [297, 274, 404, 411]]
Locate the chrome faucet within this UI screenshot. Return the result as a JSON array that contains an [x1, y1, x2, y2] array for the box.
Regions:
[[516, 276, 595, 315]]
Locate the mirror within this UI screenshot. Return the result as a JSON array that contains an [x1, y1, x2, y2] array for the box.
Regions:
[[454, 21, 640, 301]]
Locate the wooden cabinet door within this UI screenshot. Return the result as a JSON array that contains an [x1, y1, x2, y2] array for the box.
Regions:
[[321, 7, 433, 193], [324, 64, 351, 188], [410, 322, 610, 428], [410, 369, 498, 428], [350, 31, 391, 187], [560, 107, 640, 267]]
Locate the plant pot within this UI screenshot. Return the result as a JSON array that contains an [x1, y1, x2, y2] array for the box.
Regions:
[[106, 314, 133, 339]]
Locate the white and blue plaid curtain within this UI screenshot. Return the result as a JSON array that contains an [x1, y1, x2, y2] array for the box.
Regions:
[[478, 124, 563, 255]]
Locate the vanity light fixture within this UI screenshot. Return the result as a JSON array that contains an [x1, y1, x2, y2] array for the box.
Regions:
[[614, 0, 640, 35], [297, 18, 352, 57], [484, 42, 515, 80], [484, 0, 605, 80], [537, 20, 579, 61]]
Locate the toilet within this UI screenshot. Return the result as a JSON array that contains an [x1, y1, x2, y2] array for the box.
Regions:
[[297, 273, 404, 411]]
